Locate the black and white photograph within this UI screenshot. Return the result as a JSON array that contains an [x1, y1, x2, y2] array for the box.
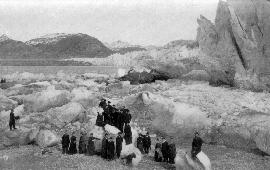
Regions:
[[0, 0, 270, 169]]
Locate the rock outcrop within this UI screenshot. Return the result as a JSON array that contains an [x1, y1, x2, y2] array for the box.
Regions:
[[197, 0, 270, 91], [124, 88, 270, 155]]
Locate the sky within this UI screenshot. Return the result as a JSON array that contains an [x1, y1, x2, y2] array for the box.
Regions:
[[0, 0, 219, 46]]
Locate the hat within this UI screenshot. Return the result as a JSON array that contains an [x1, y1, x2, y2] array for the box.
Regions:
[[195, 131, 199, 135]]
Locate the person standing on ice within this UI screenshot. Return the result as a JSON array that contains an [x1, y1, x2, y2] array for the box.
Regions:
[[101, 133, 109, 159], [68, 133, 77, 154], [107, 137, 115, 160], [116, 132, 123, 158], [161, 137, 169, 162], [78, 131, 87, 154], [124, 123, 132, 145], [154, 137, 163, 162], [96, 112, 104, 127], [87, 133, 96, 156], [137, 134, 144, 153], [191, 132, 204, 159], [143, 132, 151, 154], [168, 137, 176, 164], [9, 109, 16, 130], [61, 131, 70, 154]]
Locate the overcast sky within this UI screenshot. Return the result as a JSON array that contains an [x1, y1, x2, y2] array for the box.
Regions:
[[0, 0, 219, 46]]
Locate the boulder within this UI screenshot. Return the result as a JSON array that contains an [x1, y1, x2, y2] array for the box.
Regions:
[[71, 87, 99, 108], [125, 90, 270, 155], [182, 70, 210, 82], [36, 129, 60, 147], [24, 85, 71, 112], [2, 128, 32, 146], [104, 124, 120, 135], [125, 92, 211, 140], [121, 142, 142, 166], [46, 102, 86, 128], [175, 149, 206, 170], [0, 95, 17, 112], [89, 125, 105, 140]]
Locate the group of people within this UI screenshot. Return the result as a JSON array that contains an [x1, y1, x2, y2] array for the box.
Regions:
[[97, 99, 132, 130], [96, 98, 133, 145], [0, 78, 6, 83], [61, 131, 97, 155], [136, 132, 151, 154], [61, 130, 126, 161], [61, 97, 205, 165], [154, 136, 176, 164]]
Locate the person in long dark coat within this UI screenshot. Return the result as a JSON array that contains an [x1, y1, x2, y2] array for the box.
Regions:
[[117, 110, 125, 132], [191, 132, 204, 159], [154, 137, 163, 162], [124, 123, 132, 145], [168, 137, 176, 164], [107, 101, 114, 125], [87, 133, 96, 156], [101, 133, 109, 159], [96, 112, 104, 127], [103, 104, 110, 125], [143, 132, 151, 154], [68, 134, 77, 154], [116, 132, 123, 158], [161, 137, 169, 162], [61, 132, 70, 154], [79, 132, 88, 154], [137, 134, 144, 153], [107, 137, 115, 160], [9, 109, 16, 130], [111, 105, 118, 127]]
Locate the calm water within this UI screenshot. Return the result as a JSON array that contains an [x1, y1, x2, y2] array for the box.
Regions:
[[0, 66, 126, 75]]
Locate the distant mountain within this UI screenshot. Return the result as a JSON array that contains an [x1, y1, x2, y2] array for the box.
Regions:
[[0, 33, 113, 60], [26, 33, 113, 58], [105, 40, 146, 54], [0, 35, 41, 59]]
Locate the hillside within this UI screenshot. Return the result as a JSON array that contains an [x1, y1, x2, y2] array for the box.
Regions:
[[0, 33, 113, 60], [27, 33, 113, 58]]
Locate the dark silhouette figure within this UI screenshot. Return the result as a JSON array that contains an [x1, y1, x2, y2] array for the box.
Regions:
[[191, 132, 204, 159], [87, 133, 96, 156], [154, 138, 163, 162], [168, 138, 176, 164], [137, 134, 144, 153], [124, 123, 132, 145], [9, 109, 16, 130], [117, 110, 125, 132], [79, 132, 88, 154], [61, 133, 70, 154], [143, 132, 151, 154], [107, 137, 115, 160], [96, 112, 104, 127], [99, 99, 107, 109], [68, 135, 77, 154], [161, 137, 169, 162], [116, 132, 123, 158], [101, 134, 109, 159]]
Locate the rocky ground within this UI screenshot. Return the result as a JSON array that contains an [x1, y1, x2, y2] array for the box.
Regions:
[[1, 71, 270, 169], [0, 144, 269, 170]]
